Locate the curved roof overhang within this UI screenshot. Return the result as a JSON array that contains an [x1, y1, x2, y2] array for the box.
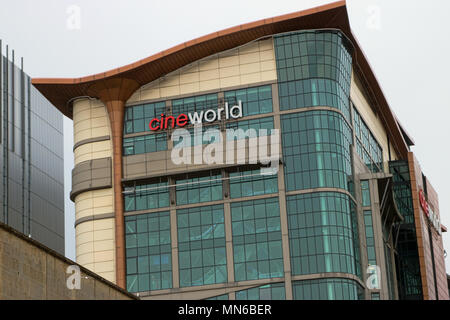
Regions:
[[31, 0, 410, 158]]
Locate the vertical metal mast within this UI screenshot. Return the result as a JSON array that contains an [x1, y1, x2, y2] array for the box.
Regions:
[[21, 57, 26, 233], [2, 45, 9, 224]]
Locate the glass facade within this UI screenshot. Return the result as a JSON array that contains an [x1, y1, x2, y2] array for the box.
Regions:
[[275, 30, 352, 120], [390, 161, 414, 224], [124, 179, 170, 212], [125, 211, 172, 292], [226, 117, 274, 139], [361, 180, 371, 207], [175, 171, 223, 206], [364, 210, 377, 265], [123, 133, 167, 156], [231, 198, 284, 281], [173, 125, 220, 148], [236, 283, 285, 300], [119, 30, 420, 301], [292, 278, 363, 300], [229, 167, 278, 199], [224, 85, 273, 116], [353, 107, 383, 172], [124, 101, 166, 134], [172, 93, 218, 118], [390, 161, 423, 300], [206, 294, 229, 300], [177, 205, 227, 287], [371, 292, 380, 300], [287, 192, 360, 276], [281, 110, 353, 192]]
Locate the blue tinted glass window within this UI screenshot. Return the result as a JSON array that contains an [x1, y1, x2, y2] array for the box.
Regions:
[[231, 198, 284, 281], [281, 111, 353, 192], [177, 205, 227, 287], [274, 30, 352, 120], [125, 211, 172, 292], [229, 167, 278, 199], [173, 94, 218, 118], [224, 85, 273, 116], [176, 171, 223, 205], [286, 192, 361, 277], [124, 102, 166, 134], [124, 179, 170, 212], [236, 283, 285, 300], [293, 278, 363, 300], [123, 133, 167, 156]]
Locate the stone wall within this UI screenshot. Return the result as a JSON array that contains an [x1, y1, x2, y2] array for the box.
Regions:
[[0, 222, 137, 300]]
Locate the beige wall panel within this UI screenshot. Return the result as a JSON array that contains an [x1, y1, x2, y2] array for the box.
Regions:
[[239, 52, 261, 65], [199, 58, 219, 71], [93, 219, 115, 231], [94, 239, 116, 252], [78, 242, 94, 257], [200, 69, 220, 81], [93, 229, 114, 242], [100, 272, 116, 283], [76, 220, 94, 234], [128, 38, 277, 105], [74, 189, 114, 221], [160, 86, 181, 98], [219, 65, 240, 78], [76, 217, 116, 282], [200, 79, 221, 92], [77, 251, 94, 266], [76, 230, 94, 246], [94, 250, 115, 263], [75, 189, 115, 282], [94, 261, 115, 274], [161, 74, 180, 87], [241, 73, 262, 85], [73, 98, 111, 145], [261, 70, 278, 82], [259, 49, 275, 61], [239, 41, 260, 54], [219, 54, 240, 68], [240, 62, 261, 75], [180, 72, 200, 85], [261, 60, 276, 71], [180, 83, 200, 95], [351, 71, 399, 168], [259, 38, 274, 51], [138, 88, 161, 102], [82, 263, 95, 272], [220, 76, 241, 88], [74, 140, 112, 165]]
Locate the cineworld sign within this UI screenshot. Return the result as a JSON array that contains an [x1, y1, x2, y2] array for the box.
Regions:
[[419, 189, 442, 235], [149, 101, 243, 131]]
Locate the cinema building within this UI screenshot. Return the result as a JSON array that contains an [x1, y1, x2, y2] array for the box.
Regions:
[[33, 1, 448, 300]]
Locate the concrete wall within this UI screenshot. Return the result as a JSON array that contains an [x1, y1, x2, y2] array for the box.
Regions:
[[0, 222, 136, 300]]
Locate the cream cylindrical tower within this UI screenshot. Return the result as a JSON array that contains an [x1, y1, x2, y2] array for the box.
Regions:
[[73, 98, 116, 283]]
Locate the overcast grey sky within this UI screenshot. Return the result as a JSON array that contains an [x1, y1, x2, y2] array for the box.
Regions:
[[1, 0, 449, 272]]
